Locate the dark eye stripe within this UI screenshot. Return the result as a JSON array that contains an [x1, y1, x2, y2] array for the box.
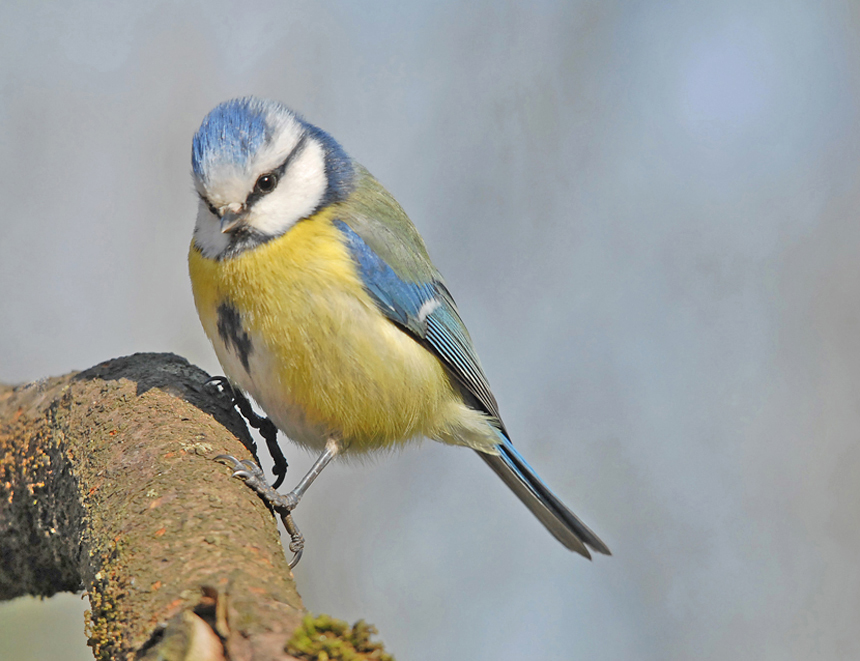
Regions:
[[244, 133, 309, 209], [197, 191, 219, 216]]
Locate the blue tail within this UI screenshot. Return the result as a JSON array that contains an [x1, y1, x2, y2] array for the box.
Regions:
[[478, 437, 610, 558]]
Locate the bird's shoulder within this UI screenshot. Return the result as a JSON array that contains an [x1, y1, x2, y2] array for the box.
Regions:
[[332, 163, 439, 285], [324, 165, 503, 426]]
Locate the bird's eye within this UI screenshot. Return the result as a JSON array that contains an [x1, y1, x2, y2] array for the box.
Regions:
[[254, 173, 278, 194]]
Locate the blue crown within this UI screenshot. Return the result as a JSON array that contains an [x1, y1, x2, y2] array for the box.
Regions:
[[192, 97, 288, 180], [192, 97, 355, 204]]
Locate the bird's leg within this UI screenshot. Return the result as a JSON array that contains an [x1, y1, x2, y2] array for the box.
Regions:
[[216, 439, 340, 568], [205, 376, 288, 488], [284, 438, 341, 507]]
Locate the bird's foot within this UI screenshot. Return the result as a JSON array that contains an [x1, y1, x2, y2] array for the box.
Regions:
[[216, 454, 304, 568], [216, 455, 298, 512], [206, 376, 288, 488]]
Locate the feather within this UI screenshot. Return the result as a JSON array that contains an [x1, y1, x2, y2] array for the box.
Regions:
[[332, 177, 610, 556]]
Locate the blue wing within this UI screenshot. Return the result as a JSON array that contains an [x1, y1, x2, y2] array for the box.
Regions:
[[333, 219, 501, 425], [333, 218, 611, 558]]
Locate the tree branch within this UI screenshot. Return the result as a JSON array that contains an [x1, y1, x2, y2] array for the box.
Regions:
[[0, 353, 310, 660]]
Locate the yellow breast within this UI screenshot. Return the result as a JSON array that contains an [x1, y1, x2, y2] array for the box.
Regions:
[[188, 210, 474, 453]]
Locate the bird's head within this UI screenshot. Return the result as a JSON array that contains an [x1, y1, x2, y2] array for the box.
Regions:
[[191, 97, 354, 259]]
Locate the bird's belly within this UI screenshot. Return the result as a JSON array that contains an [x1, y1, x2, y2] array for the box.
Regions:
[[209, 291, 457, 454], [189, 221, 463, 455], [207, 326, 330, 452]]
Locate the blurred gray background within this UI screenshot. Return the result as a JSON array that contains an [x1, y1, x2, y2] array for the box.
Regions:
[[2, 1, 859, 659]]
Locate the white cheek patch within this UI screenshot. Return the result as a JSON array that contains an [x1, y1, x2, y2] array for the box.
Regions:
[[192, 201, 230, 259], [245, 140, 328, 236]]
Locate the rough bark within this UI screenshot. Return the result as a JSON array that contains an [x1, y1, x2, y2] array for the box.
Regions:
[[0, 353, 307, 661]]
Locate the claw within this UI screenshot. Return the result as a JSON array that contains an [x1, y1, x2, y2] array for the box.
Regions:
[[215, 453, 242, 468], [215, 455, 295, 510], [283, 512, 305, 568], [212, 440, 340, 572], [205, 376, 233, 398], [216, 455, 261, 482]]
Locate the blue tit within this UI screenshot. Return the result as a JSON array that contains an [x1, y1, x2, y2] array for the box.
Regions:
[[189, 97, 610, 560]]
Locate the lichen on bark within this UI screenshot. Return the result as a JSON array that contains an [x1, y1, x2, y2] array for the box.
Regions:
[[0, 353, 331, 660]]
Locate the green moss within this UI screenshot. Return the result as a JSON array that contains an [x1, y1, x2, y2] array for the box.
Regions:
[[286, 613, 394, 661]]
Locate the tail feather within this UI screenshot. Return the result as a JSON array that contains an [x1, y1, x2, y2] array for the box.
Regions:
[[478, 438, 610, 558]]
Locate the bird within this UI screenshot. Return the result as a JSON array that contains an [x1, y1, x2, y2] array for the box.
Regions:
[[188, 96, 610, 564]]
